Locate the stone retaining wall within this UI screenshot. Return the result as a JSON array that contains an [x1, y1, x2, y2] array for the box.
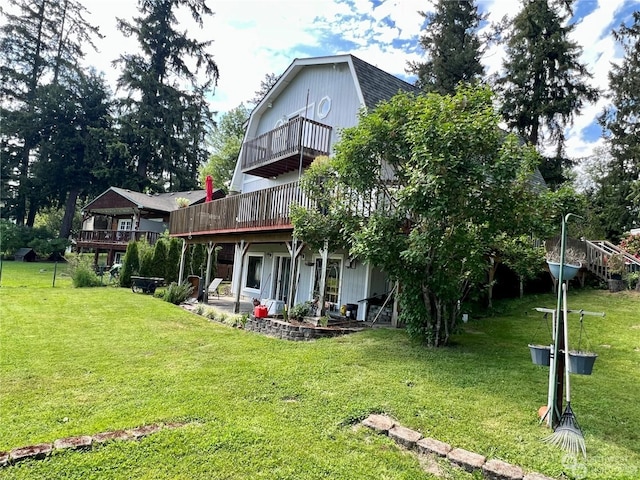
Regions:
[[244, 316, 362, 341]]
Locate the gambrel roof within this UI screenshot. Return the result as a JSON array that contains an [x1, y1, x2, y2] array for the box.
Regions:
[[253, 54, 418, 116]]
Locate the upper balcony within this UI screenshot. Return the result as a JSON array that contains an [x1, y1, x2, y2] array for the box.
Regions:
[[241, 117, 332, 178]]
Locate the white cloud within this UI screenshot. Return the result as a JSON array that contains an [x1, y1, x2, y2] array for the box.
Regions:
[[6, 0, 627, 160]]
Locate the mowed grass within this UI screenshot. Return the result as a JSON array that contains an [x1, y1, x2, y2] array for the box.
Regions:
[[0, 261, 639, 479]]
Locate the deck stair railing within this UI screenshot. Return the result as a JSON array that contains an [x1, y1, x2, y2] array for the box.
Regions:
[[585, 240, 640, 280]]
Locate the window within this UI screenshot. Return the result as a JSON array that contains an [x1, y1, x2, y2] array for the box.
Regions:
[[118, 219, 132, 231], [245, 255, 263, 290]]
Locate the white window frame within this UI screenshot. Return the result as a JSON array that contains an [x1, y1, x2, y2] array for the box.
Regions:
[[117, 218, 132, 231]]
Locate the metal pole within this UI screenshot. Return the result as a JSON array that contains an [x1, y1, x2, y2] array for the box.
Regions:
[[53, 261, 58, 288]]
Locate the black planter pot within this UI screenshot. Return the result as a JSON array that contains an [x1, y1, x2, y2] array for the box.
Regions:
[[568, 351, 597, 375], [528, 344, 551, 366]]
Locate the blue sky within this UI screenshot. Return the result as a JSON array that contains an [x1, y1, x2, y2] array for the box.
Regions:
[[30, 0, 640, 159]]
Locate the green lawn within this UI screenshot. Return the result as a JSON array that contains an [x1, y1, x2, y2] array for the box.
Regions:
[[1, 261, 639, 479]]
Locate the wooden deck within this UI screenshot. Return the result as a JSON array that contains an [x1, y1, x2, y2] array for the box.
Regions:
[[170, 181, 312, 239], [77, 230, 162, 249], [240, 117, 332, 178]]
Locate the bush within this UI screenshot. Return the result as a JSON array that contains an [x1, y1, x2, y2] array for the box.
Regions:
[[166, 238, 181, 284], [289, 301, 313, 320], [67, 254, 101, 288], [120, 242, 140, 288], [163, 281, 194, 305]]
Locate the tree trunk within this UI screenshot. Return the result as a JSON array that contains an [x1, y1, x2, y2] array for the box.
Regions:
[[60, 187, 79, 239]]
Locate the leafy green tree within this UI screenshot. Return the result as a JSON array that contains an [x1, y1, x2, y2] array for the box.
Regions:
[[407, 0, 485, 94], [497, 0, 598, 185], [114, 0, 219, 192], [120, 241, 140, 288], [199, 104, 249, 192], [596, 11, 640, 238], [294, 86, 552, 347]]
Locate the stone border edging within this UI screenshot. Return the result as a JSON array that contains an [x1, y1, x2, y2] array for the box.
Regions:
[[361, 414, 554, 480], [0, 422, 195, 468]]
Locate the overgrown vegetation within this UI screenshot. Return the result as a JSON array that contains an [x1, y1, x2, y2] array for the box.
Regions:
[[65, 254, 102, 288]]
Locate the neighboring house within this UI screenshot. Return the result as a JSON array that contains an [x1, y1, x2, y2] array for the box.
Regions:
[[169, 54, 417, 320], [78, 187, 223, 267]]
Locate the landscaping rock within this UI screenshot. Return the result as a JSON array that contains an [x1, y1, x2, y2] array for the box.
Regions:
[[416, 437, 452, 457], [447, 447, 486, 473], [483, 458, 524, 480], [523, 473, 555, 480], [9, 443, 53, 463], [53, 435, 93, 451], [0, 451, 9, 467], [127, 424, 162, 440], [388, 425, 422, 449], [92, 430, 133, 444], [362, 414, 395, 434]]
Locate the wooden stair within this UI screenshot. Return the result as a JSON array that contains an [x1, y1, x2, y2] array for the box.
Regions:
[[584, 240, 640, 281]]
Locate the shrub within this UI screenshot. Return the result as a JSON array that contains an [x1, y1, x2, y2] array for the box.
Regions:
[[67, 254, 101, 288], [120, 242, 140, 288], [289, 301, 313, 320], [166, 238, 181, 284], [151, 240, 168, 278], [163, 281, 194, 305]]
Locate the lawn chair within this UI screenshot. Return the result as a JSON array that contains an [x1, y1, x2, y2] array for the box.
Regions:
[[208, 278, 223, 299]]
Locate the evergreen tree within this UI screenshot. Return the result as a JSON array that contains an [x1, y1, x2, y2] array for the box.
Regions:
[[166, 238, 182, 284], [151, 239, 168, 278], [249, 72, 280, 104], [31, 71, 113, 239], [115, 0, 219, 192], [596, 11, 640, 238], [199, 104, 249, 192], [407, 0, 484, 94], [0, 0, 101, 225], [120, 241, 140, 288], [497, 0, 598, 184]]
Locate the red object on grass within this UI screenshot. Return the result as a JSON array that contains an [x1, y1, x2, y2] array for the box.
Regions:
[[205, 175, 213, 202]]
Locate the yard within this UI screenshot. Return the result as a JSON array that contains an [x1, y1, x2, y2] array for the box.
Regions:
[[0, 262, 639, 479]]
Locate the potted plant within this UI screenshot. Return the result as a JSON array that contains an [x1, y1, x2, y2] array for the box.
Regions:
[[568, 350, 598, 375], [546, 246, 585, 281], [607, 253, 625, 280], [528, 344, 551, 366], [607, 253, 626, 292]]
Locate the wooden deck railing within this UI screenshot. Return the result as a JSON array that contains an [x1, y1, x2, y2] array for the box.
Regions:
[[585, 240, 640, 280], [170, 181, 314, 236], [240, 117, 332, 173], [77, 230, 162, 246], [170, 181, 399, 237]]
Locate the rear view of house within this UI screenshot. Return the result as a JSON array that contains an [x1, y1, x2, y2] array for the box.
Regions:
[[170, 54, 417, 321]]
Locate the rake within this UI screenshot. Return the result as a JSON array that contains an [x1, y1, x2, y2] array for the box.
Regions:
[[544, 282, 586, 457]]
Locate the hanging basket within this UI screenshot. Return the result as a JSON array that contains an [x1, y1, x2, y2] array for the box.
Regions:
[[547, 261, 580, 281], [568, 350, 598, 375], [528, 344, 551, 366]]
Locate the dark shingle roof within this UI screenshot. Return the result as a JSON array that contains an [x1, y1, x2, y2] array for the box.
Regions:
[[110, 187, 208, 212], [350, 55, 418, 109]]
